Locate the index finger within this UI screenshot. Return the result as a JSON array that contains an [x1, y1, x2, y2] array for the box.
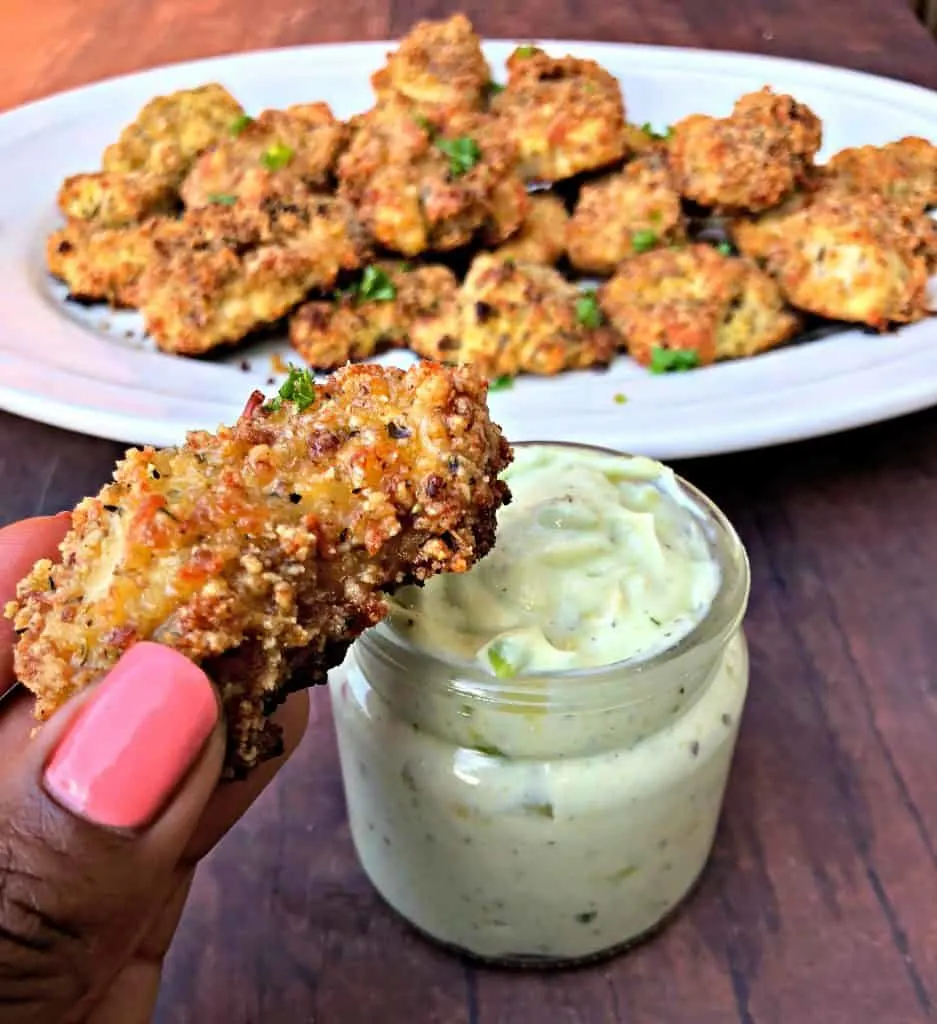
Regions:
[[0, 513, 71, 688]]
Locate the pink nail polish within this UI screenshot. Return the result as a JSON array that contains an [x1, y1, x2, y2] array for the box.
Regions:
[[44, 642, 218, 830]]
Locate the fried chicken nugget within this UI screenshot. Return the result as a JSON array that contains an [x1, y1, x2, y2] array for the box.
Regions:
[[599, 244, 799, 366], [491, 47, 628, 182], [824, 136, 937, 213], [492, 192, 569, 266], [370, 14, 491, 113], [338, 105, 526, 255], [139, 185, 370, 355], [103, 83, 245, 183], [290, 261, 458, 370], [410, 253, 618, 377], [734, 188, 934, 328], [181, 104, 348, 209], [57, 171, 179, 228], [567, 152, 685, 275], [6, 362, 512, 776], [46, 218, 171, 308], [668, 87, 822, 212]]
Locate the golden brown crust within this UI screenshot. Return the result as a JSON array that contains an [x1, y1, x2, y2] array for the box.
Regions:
[[180, 104, 348, 209], [371, 14, 490, 113], [491, 47, 628, 182], [289, 261, 458, 370], [102, 83, 245, 183], [138, 186, 371, 354], [6, 362, 512, 776], [492, 192, 569, 266], [668, 87, 822, 213], [733, 189, 934, 328], [57, 171, 179, 228], [46, 219, 170, 308], [338, 105, 526, 256], [824, 136, 937, 213], [410, 253, 618, 377], [599, 243, 799, 366], [567, 153, 685, 275]]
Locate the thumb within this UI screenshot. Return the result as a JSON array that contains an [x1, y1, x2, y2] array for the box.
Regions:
[[0, 642, 224, 1023]]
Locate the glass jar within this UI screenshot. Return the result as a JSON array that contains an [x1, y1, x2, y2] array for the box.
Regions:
[[329, 444, 750, 966]]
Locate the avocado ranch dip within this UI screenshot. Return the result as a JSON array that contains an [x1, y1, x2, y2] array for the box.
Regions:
[[396, 445, 722, 675], [330, 443, 750, 964]]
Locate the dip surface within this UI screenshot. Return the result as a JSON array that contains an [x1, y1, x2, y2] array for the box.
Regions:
[[392, 445, 722, 674]]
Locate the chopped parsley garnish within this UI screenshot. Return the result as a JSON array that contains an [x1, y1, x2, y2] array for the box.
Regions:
[[489, 375, 514, 392], [575, 289, 603, 329], [486, 80, 505, 96], [435, 135, 481, 177], [261, 141, 295, 171], [264, 365, 317, 412], [414, 114, 435, 134], [207, 193, 237, 206], [613, 392, 628, 405], [515, 44, 538, 57], [716, 241, 734, 257], [487, 645, 518, 679], [640, 121, 673, 141], [632, 229, 658, 253], [649, 346, 701, 374], [358, 265, 397, 302], [230, 113, 254, 135]]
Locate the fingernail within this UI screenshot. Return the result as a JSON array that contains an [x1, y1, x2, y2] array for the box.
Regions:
[[44, 642, 218, 830]]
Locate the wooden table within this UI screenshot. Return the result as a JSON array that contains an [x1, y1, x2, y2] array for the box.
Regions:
[[4, 2, 937, 1021]]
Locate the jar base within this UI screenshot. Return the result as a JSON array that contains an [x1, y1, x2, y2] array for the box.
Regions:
[[371, 865, 708, 971]]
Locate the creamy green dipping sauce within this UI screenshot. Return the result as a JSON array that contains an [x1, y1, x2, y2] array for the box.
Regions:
[[392, 445, 721, 676]]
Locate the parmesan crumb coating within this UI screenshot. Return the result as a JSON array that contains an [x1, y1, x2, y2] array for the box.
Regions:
[[491, 47, 628, 182], [139, 186, 370, 355], [410, 254, 618, 377], [668, 87, 822, 212], [102, 83, 245, 182], [370, 14, 491, 113], [57, 171, 179, 228], [6, 362, 512, 776]]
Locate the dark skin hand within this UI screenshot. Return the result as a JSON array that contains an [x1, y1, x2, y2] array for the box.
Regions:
[[0, 514, 310, 1023]]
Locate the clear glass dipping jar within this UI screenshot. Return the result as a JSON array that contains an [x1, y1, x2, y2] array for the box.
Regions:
[[329, 443, 750, 966]]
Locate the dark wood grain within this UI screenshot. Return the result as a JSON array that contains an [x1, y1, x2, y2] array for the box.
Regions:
[[2, 1, 937, 1022]]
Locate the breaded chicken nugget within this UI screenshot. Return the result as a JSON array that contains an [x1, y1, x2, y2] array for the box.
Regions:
[[493, 192, 569, 265], [6, 363, 512, 776], [491, 47, 628, 182], [57, 171, 179, 228], [338, 105, 525, 255], [410, 253, 618, 377], [668, 87, 821, 212], [824, 136, 937, 213], [731, 190, 813, 263], [370, 14, 491, 113], [567, 152, 685, 275], [139, 186, 370, 354], [735, 189, 934, 328], [103, 83, 245, 183], [599, 244, 799, 367], [181, 104, 348, 209], [290, 261, 458, 370], [46, 219, 170, 308]]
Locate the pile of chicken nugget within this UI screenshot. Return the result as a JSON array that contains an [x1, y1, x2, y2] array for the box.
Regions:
[[47, 13, 937, 381]]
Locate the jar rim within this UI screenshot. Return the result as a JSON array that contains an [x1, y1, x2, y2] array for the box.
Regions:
[[362, 441, 750, 702]]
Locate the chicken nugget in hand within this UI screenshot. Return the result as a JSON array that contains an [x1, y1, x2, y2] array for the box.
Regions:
[[6, 362, 512, 776]]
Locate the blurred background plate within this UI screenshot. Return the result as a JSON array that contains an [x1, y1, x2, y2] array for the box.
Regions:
[[0, 40, 936, 458]]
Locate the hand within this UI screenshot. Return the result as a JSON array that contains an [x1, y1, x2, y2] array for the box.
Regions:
[[0, 514, 310, 1023]]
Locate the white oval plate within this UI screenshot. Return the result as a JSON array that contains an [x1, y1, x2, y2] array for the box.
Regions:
[[0, 41, 936, 458]]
